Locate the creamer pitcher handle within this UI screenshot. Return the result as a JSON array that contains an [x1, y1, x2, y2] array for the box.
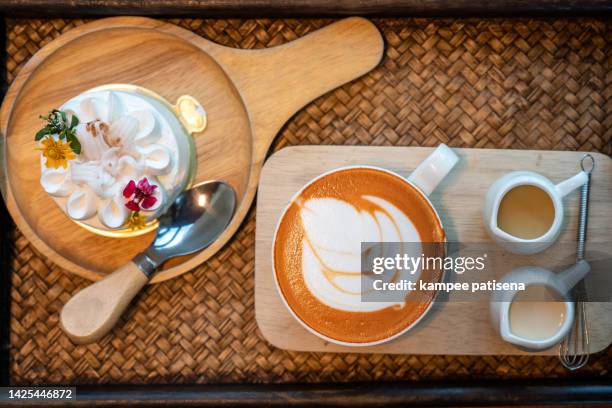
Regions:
[[557, 260, 591, 295], [407, 144, 459, 196], [555, 171, 588, 197]]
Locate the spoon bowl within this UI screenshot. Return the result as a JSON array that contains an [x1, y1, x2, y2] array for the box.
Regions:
[[141, 181, 236, 270]]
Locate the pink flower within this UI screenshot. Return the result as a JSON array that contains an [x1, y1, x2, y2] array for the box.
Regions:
[[123, 177, 158, 212]]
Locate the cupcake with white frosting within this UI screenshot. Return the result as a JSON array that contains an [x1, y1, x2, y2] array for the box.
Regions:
[[36, 87, 195, 235]]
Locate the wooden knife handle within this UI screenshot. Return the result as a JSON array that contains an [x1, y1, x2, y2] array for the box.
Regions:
[[60, 262, 149, 344]]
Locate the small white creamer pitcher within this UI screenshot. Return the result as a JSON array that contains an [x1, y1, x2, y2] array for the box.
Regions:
[[490, 260, 590, 350], [483, 170, 588, 254]]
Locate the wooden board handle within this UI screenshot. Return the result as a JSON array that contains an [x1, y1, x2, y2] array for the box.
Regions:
[[204, 17, 384, 156], [60, 262, 149, 344]]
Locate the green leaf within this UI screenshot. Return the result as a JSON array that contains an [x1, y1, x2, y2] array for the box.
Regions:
[[35, 126, 51, 141], [70, 114, 79, 128], [67, 131, 81, 155], [58, 109, 67, 124]]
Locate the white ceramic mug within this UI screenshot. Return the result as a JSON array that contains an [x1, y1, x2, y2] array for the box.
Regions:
[[483, 170, 588, 254], [490, 260, 590, 350], [272, 144, 459, 346]]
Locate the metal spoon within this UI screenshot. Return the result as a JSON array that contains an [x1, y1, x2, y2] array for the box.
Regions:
[[60, 181, 236, 344]]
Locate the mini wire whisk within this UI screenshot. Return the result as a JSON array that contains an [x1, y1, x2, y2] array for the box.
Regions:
[[558, 154, 594, 370]]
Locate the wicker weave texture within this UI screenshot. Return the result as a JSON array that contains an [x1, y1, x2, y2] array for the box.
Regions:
[[6, 18, 612, 385]]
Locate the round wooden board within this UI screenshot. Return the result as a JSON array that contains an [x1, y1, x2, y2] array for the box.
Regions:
[[0, 17, 384, 283]]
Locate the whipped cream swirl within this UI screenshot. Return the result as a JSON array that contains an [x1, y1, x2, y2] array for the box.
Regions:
[[40, 91, 177, 229]]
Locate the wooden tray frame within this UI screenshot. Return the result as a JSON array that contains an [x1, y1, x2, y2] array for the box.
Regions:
[[1, 4, 611, 406]]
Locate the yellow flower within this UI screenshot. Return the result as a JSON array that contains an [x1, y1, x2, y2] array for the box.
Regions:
[[38, 137, 75, 169]]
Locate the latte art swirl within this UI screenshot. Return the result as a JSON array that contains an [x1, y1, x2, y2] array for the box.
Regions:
[[300, 196, 421, 312]]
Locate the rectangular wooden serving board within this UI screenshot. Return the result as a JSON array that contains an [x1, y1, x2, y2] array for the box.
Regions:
[[255, 146, 612, 355]]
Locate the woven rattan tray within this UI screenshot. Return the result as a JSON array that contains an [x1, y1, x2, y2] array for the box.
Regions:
[[5, 17, 611, 386]]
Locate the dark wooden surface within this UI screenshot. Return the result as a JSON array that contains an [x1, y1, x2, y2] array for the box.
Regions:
[[0, 16, 10, 389], [0, 0, 612, 17], [0, 380, 612, 406]]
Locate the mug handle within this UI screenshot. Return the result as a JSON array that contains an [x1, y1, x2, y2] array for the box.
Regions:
[[407, 144, 459, 196], [555, 171, 588, 197]]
